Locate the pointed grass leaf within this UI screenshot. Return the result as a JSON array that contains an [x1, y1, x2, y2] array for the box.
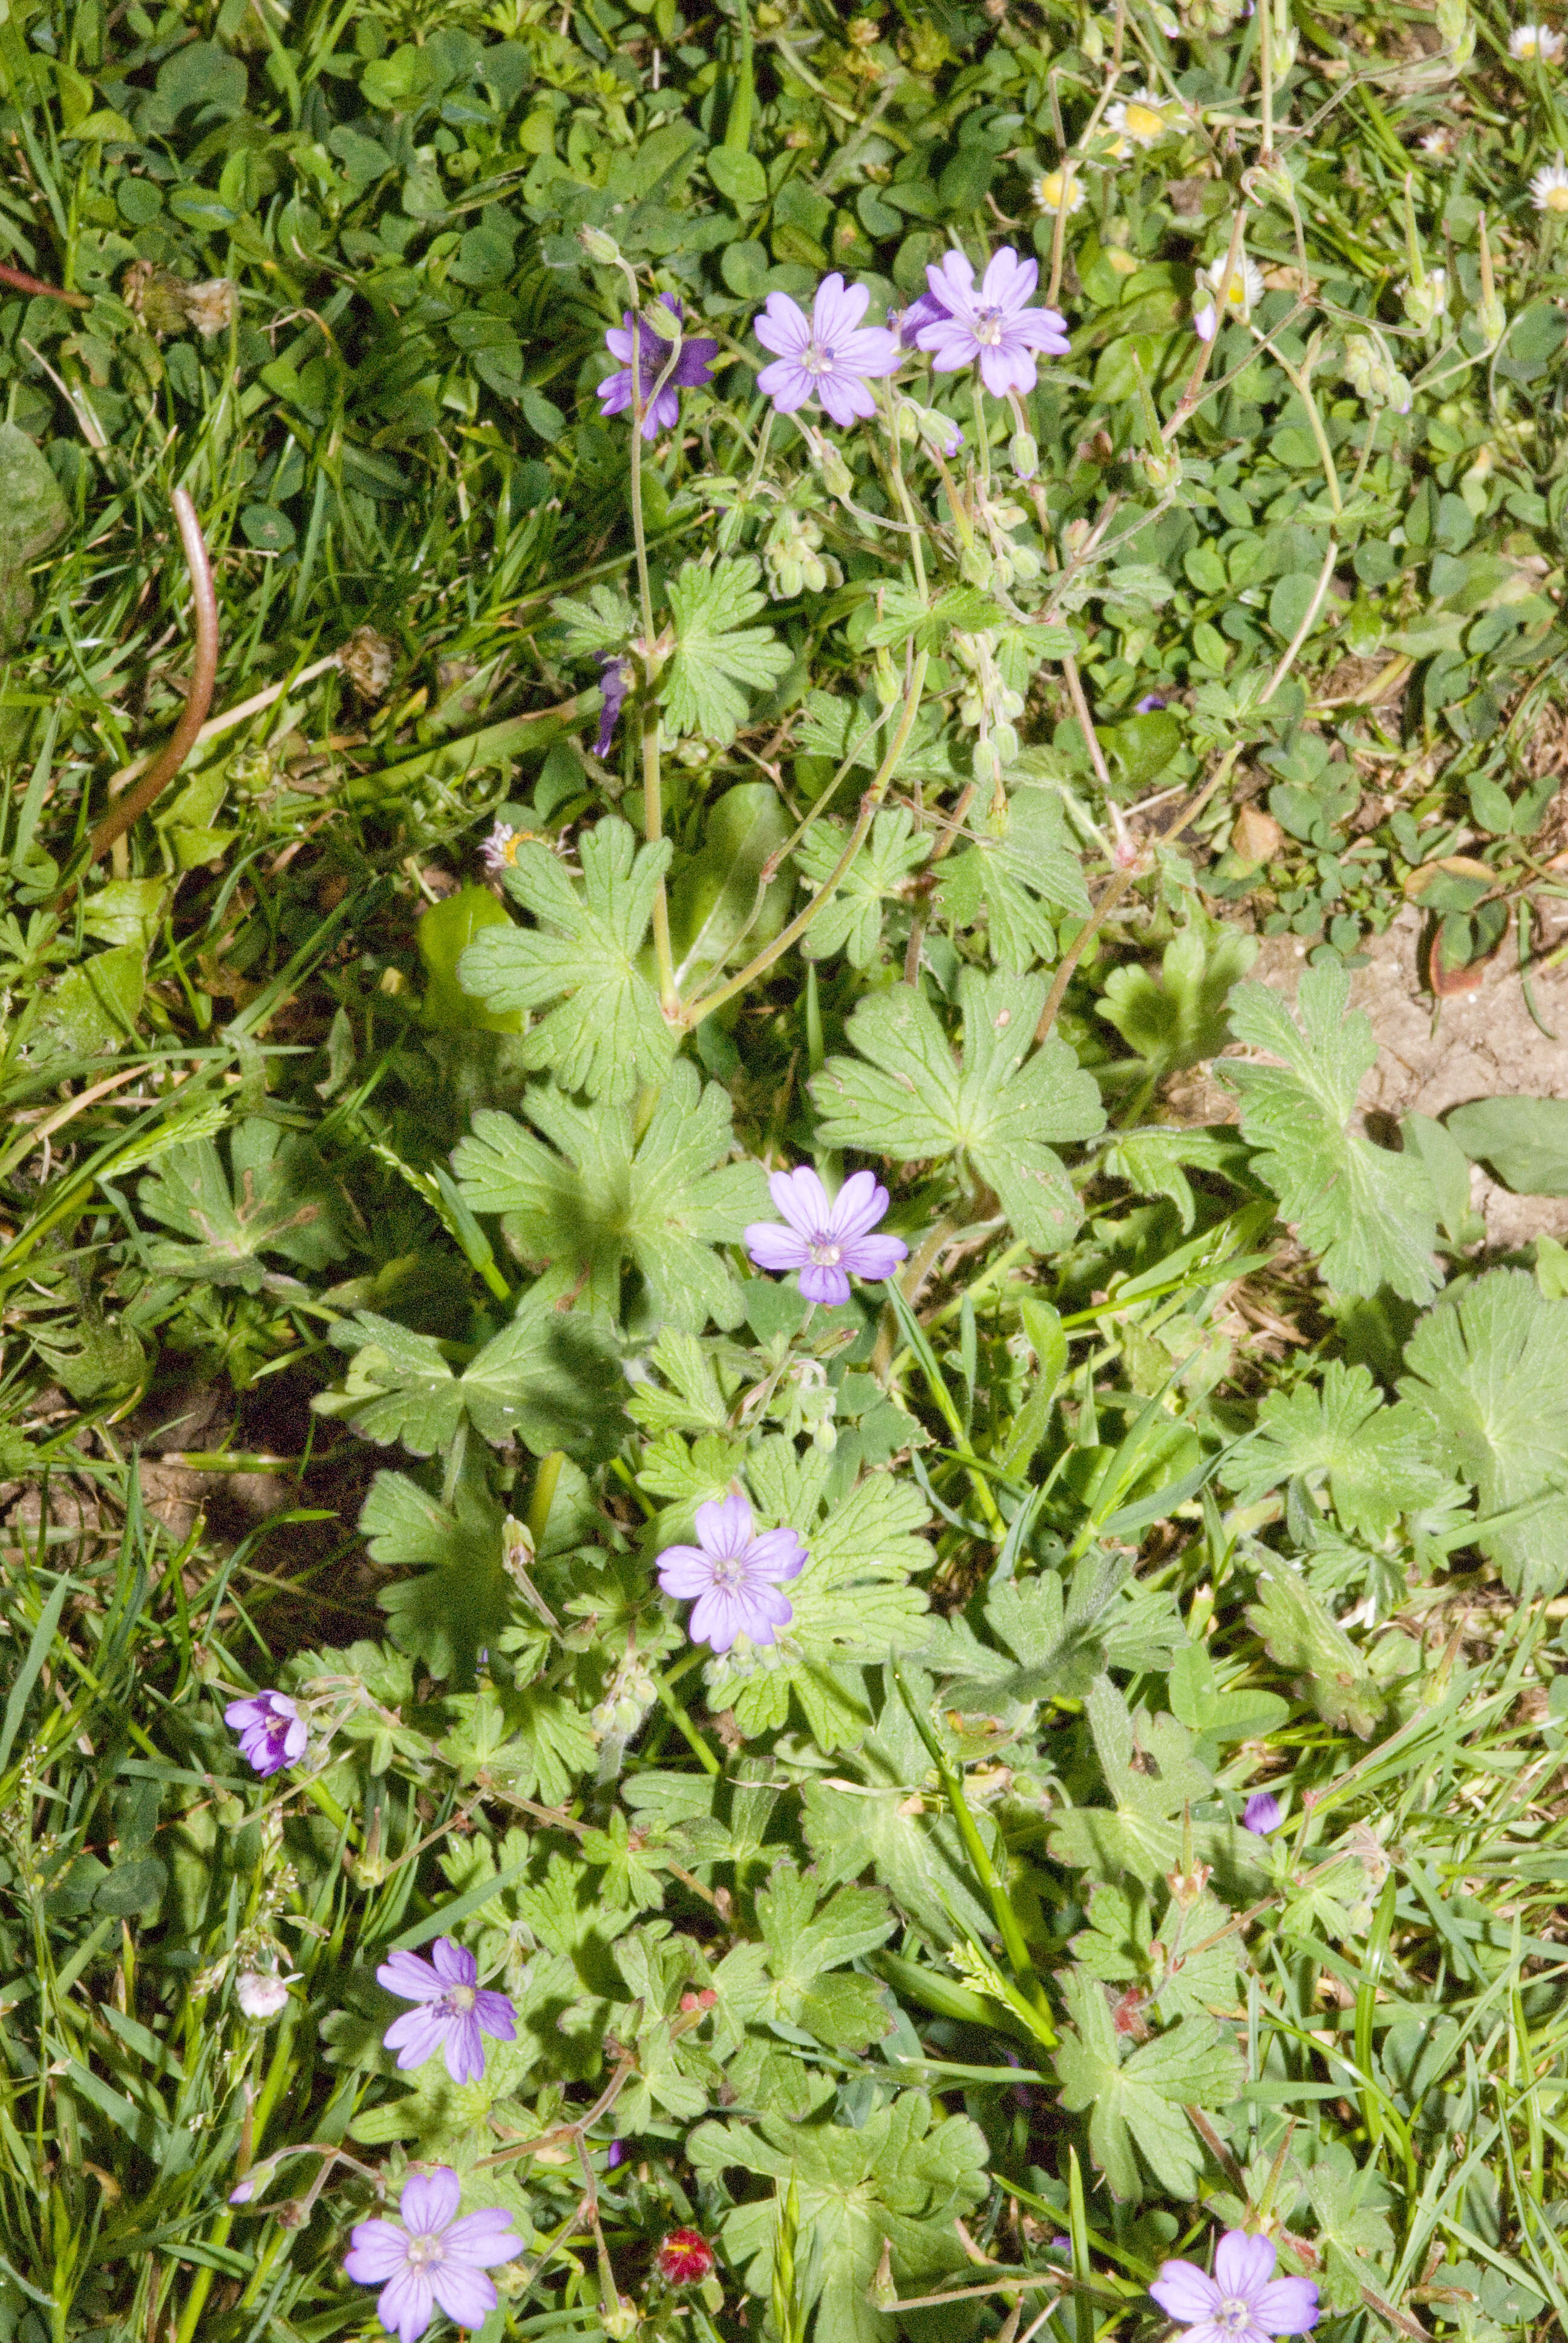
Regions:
[[457, 817, 676, 1102], [1223, 965, 1438, 1302], [811, 968, 1105, 1256]]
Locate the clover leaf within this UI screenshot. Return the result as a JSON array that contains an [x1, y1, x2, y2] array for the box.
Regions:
[[811, 967, 1105, 1255]]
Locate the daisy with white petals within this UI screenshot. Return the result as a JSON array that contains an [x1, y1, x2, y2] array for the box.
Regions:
[[1105, 87, 1180, 148], [1031, 162, 1086, 215], [1192, 251, 1266, 341], [1511, 21, 1564, 57], [1531, 156, 1568, 210]]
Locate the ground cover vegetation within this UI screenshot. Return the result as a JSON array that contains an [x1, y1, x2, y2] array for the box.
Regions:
[[3, 0, 1568, 2339]]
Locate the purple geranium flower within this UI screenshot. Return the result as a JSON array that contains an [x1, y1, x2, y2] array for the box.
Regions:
[[745, 1165, 908, 1306], [895, 292, 943, 347], [598, 298, 719, 440], [376, 1936, 517, 2086], [915, 247, 1070, 397], [1243, 1791, 1284, 1836], [1151, 2230, 1319, 2343], [656, 1491, 806, 1654], [1135, 692, 1168, 713], [344, 2166, 520, 2343], [595, 651, 633, 757], [753, 273, 900, 427], [224, 1691, 306, 1778]]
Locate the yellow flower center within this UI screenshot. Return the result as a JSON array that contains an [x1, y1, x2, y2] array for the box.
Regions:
[[1547, 182, 1568, 210], [1125, 102, 1166, 142]]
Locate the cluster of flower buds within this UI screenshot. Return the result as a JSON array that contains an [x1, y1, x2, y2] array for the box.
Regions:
[[762, 504, 843, 601], [1342, 333, 1414, 416], [952, 629, 1026, 796], [591, 1653, 659, 1746]]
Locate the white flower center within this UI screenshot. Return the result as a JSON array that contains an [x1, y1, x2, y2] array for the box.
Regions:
[[803, 339, 830, 375], [808, 1240, 843, 1265], [441, 1984, 476, 2016], [407, 2236, 445, 2272], [1216, 2301, 1253, 2333], [711, 1552, 750, 1589], [973, 308, 1006, 346]]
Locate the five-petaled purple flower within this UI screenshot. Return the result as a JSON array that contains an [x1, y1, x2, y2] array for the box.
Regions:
[[656, 1491, 806, 1653], [915, 247, 1070, 397], [224, 1691, 306, 1778], [753, 274, 900, 426], [1151, 2229, 1319, 2342], [1243, 1791, 1284, 1836], [376, 1936, 517, 2086], [598, 298, 719, 440], [745, 1165, 908, 1306], [595, 651, 633, 757], [344, 2166, 520, 2343]]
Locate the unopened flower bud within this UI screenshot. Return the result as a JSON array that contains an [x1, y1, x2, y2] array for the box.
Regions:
[[991, 720, 1021, 767], [657, 2230, 717, 2287], [874, 646, 900, 706], [1140, 444, 1183, 493], [812, 436, 856, 501], [579, 225, 622, 266], [1342, 336, 1413, 415], [1401, 267, 1447, 332], [959, 543, 995, 588], [869, 2240, 898, 2312], [1008, 428, 1039, 480], [1062, 517, 1093, 560], [1436, 0, 1475, 64], [896, 400, 919, 444], [972, 737, 1003, 788]]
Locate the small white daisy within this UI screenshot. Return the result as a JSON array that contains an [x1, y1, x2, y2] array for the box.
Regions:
[[1511, 21, 1565, 58], [1192, 250, 1266, 339], [1531, 155, 1568, 208], [1105, 86, 1181, 148], [1031, 162, 1087, 214]]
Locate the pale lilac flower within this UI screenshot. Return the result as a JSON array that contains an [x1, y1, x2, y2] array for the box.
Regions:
[[1135, 692, 1168, 712], [224, 1691, 305, 1778], [376, 1936, 517, 2085], [1243, 1791, 1284, 1835], [606, 2138, 627, 2169], [595, 652, 633, 756], [753, 273, 900, 426], [229, 2179, 255, 2204], [895, 292, 943, 347], [1151, 2229, 1319, 2342], [745, 1165, 908, 1306], [915, 247, 1070, 396], [236, 1970, 297, 2020], [345, 2167, 520, 2343], [598, 298, 719, 439], [656, 1491, 806, 1654]]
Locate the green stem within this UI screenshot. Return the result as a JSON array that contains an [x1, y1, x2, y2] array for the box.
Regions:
[[723, 0, 754, 154], [889, 1659, 1054, 2040], [627, 313, 680, 1015], [653, 1664, 721, 1775], [682, 649, 930, 1026]]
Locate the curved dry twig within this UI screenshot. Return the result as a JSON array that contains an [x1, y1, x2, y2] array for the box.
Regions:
[[84, 488, 220, 868]]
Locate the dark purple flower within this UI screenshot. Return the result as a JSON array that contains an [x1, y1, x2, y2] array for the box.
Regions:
[[896, 293, 943, 347], [915, 247, 1070, 397], [224, 1691, 305, 1778], [344, 2167, 520, 2343], [753, 273, 900, 427], [656, 1491, 806, 1654], [606, 2138, 627, 2170], [1135, 693, 1168, 713], [745, 1165, 908, 1306], [1243, 1791, 1284, 1836], [595, 651, 633, 757], [376, 1936, 517, 2086], [1151, 2230, 1318, 2342], [597, 299, 719, 440]]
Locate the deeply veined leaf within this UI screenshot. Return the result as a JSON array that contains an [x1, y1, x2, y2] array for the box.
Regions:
[[662, 557, 792, 742], [1223, 1360, 1457, 1542], [457, 816, 675, 1103], [452, 1062, 768, 1332], [811, 967, 1105, 1255], [1223, 965, 1438, 1301]]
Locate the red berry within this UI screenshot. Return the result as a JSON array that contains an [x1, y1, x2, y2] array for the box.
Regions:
[[656, 2229, 716, 2286]]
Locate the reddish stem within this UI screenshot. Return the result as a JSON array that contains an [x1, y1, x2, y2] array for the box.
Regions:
[[86, 489, 220, 864], [0, 261, 89, 310]]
